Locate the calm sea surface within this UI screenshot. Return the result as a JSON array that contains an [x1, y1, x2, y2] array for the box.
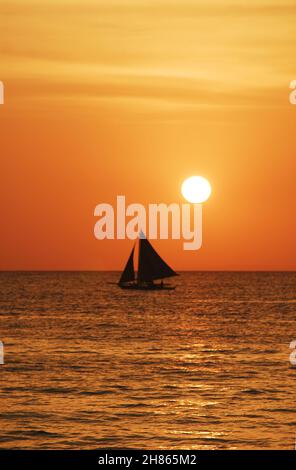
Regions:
[[0, 272, 296, 449]]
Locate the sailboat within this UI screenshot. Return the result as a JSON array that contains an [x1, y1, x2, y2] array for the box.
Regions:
[[118, 233, 178, 290]]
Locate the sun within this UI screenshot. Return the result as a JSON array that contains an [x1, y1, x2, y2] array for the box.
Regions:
[[181, 176, 212, 203]]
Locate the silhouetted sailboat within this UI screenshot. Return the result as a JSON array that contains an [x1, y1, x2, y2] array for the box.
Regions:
[[118, 233, 178, 290]]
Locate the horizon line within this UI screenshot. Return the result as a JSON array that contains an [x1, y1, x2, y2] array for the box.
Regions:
[[0, 269, 295, 273]]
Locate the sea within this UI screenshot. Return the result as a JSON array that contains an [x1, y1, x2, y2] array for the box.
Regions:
[[0, 271, 295, 450]]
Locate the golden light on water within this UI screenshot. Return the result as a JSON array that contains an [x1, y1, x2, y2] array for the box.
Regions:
[[181, 176, 212, 204]]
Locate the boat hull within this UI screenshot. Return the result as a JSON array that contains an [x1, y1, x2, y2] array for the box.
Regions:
[[118, 284, 175, 291]]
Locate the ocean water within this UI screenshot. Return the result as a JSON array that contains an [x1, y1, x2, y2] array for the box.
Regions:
[[0, 271, 295, 450]]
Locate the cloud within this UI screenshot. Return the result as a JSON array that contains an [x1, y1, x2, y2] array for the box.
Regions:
[[0, 0, 295, 114]]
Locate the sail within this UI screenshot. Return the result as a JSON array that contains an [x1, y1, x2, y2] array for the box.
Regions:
[[119, 247, 135, 284], [138, 237, 177, 282]]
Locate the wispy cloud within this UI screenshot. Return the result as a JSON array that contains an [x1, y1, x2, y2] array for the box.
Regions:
[[0, 0, 295, 113]]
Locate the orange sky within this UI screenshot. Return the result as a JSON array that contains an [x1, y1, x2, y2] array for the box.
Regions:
[[0, 0, 296, 270]]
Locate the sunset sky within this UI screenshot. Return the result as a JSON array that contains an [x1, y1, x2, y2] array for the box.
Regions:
[[0, 0, 295, 270]]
